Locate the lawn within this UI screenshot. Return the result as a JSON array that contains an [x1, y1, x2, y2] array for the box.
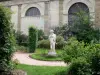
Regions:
[[16, 64, 67, 75], [30, 48, 63, 61]]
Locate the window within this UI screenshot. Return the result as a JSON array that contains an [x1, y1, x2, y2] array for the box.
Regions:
[[68, 2, 89, 25], [25, 7, 41, 17]]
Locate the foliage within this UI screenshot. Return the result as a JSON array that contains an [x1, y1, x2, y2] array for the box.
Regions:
[[54, 24, 70, 40], [88, 44, 100, 75], [16, 64, 66, 75], [56, 36, 66, 49], [63, 37, 100, 75], [0, 5, 16, 73], [38, 40, 50, 49], [38, 29, 45, 41], [38, 36, 66, 49], [54, 10, 100, 43], [15, 31, 28, 47], [62, 37, 85, 63], [67, 57, 91, 75], [16, 45, 28, 52], [70, 10, 100, 43], [28, 27, 38, 53]]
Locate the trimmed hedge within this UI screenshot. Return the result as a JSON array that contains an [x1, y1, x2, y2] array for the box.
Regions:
[[28, 27, 38, 53]]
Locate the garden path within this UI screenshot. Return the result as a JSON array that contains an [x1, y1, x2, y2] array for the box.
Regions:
[[13, 52, 66, 66]]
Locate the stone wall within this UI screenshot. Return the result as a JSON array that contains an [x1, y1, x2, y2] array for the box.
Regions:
[[95, 0, 100, 28], [0, 0, 96, 34]]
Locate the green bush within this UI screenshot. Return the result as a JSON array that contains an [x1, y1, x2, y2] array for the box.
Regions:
[[38, 36, 66, 49], [0, 5, 16, 73], [38, 40, 50, 49], [67, 57, 91, 75], [91, 54, 100, 75], [88, 44, 100, 75], [63, 37, 85, 63], [16, 46, 28, 52], [28, 27, 38, 53], [38, 29, 44, 41], [56, 36, 66, 49], [63, 37, 100, 75], [15, 31, 28, 46]]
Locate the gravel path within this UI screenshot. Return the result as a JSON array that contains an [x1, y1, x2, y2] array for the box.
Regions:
[[13, 52, 66, 66]]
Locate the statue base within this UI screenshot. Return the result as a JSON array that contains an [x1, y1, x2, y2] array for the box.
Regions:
[[48, 50, 57, 57]]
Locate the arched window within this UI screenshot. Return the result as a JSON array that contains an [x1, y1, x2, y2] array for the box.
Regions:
[[25, 7, 41, 17], [68, 2, 89, 25]]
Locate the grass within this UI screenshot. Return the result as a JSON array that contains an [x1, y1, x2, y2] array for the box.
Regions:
[[16, 64, 67, 75], [30, 48, 63, 61]]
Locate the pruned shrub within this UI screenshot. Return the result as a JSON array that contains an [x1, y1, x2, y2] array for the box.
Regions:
[[56, 36, 66, 49], [0, 5, 16, 74], [16, 46, 28, 52], [28, 27, 38, 53], [38, 40, 50, 49], [38, 29, 44, 41], [15, 31, 28, 47]]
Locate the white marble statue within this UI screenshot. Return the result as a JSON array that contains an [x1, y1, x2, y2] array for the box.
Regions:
[[48, 30, 57, 56]]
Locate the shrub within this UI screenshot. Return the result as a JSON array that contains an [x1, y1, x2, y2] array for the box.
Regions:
[[38, 36, 66, 49], [63, 37, 100, 75], [38, 29, 44, 41], [38, 40, 50, 49], [88, 44, 100, 75], [16, 45, 28, 52], [0, 5, 16, 73], [28, 27, 38, 53], [67, 57, 91, 75], [15, 31, 28, 46], [63, 37, 85, 63], [91, 53, 100, 75], [56, 36, 66, 49], [54, 24, 70, 40]]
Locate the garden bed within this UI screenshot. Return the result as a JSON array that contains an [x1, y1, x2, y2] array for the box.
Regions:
[[30, 48, 63, 61]]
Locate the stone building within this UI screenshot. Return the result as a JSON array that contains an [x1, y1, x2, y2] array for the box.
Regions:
[[0, 0, 97, 34]]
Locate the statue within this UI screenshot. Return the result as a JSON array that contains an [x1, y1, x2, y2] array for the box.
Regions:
[[48, 30, 57, 56]]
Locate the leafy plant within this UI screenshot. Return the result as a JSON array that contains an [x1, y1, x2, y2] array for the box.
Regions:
[[15, 31, 28, 46], [70, 10, 100, 43], [38, 36, 66, 49], [38, 29, 44, 41], [56, 36, 66, 49], [62, 37, 85, 63], [67, 57, 91, 75], [63, 37, 100, 75], [0, 5, 16, 74], [38, 40, 50, 49]]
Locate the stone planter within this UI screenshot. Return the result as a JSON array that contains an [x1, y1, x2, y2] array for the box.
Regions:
[[12, 70, 27, 75]]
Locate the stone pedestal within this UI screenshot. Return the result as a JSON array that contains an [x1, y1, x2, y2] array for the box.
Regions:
[[48, 50, 57, 57]]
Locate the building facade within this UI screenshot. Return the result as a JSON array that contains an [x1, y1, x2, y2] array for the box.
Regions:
[[0, 0, 96, 34]]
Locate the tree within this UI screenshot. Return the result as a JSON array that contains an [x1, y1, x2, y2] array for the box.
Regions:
[[70, 10, 100, 43]]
